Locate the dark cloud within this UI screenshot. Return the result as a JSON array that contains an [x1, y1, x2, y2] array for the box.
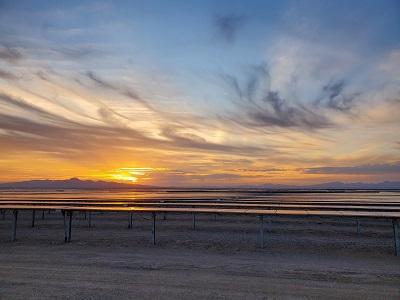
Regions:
[[0, 68, 18, 80], [316, 79, 359, 112], [214, 14, 246, 44], [0, 92, 68, 122], [36, 71, 50, 81], [86, 71, 115, 89], [0, 113, 147, 160], [0, 46, 22, 63], [223, 63, 332, 129], [96, 105, 128, 128], [222, 63, 370, 129], [0, 112, 265, 159], [303, 163, 400, 174], [249, 91, 330, 128]]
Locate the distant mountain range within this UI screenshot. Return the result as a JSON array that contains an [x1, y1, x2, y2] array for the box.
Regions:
[[0, 177, 399, 190], [255, 181, 400, 190], [0, 178, 157, 189]]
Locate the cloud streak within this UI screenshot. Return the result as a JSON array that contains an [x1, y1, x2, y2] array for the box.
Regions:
[[0, 91, 265, 160], [0, 69, 18, 80], [221, 60, 378, 131], [223, 63, 333, 129], [214, 14, 245, 44], [54, 47, 103, 61], [0, 45, 22, 63], [315, 79, 359, 112], [303, 163, 400, 175], [86, 71, 153, 110]]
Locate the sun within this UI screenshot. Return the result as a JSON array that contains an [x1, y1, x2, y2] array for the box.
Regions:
[[111, 173, 138, 182], [108, 167, 155, 183]]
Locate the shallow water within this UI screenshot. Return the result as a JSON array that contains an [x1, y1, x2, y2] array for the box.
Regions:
[[0, 189, 399, 204]]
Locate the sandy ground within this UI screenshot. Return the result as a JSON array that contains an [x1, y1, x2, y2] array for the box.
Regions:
[[0, 210, 399, 299]]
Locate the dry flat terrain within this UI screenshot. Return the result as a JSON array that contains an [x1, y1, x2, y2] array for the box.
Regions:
[[0, 210, 399, 299]]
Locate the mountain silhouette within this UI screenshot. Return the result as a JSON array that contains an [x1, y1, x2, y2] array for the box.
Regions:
[[0, 178, 399, 190], [0, 178, 158, 189], [256, 181, 400, 190]]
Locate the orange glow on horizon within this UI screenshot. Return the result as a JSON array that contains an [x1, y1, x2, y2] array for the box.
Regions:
[[106, 167, 159, 183]]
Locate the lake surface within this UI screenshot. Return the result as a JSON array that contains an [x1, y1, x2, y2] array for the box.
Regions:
[[0, 190, 399, 204]]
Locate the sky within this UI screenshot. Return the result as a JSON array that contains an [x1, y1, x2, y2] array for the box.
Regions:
[[0, 0, 399, 186]]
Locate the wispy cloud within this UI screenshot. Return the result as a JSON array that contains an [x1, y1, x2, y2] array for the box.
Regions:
[[0, 1, 399, 185], [0, 89, 265, 162], [0, 68, 18, 80], [85, 71, 153, 110], [214, 14, 246, 44], [315, 79, 359, 112], [160, 125, 265, 154], [53, 46, 103, 61], [0, 92, 67, 121], [0, 45, 22, 63], [222, 63, 333, 129], [303, 162, 400, 175]]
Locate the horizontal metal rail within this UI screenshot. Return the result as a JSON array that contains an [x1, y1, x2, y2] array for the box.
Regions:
[[1, 204, 399, 256], [1, 204, 400, 218]]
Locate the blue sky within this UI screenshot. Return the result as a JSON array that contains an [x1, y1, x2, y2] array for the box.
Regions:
[[2, 0, 397, 111], [0, 0, 399, 185]]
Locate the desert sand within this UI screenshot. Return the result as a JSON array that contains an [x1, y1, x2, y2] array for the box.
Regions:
[[0, 210, 399, 299]]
